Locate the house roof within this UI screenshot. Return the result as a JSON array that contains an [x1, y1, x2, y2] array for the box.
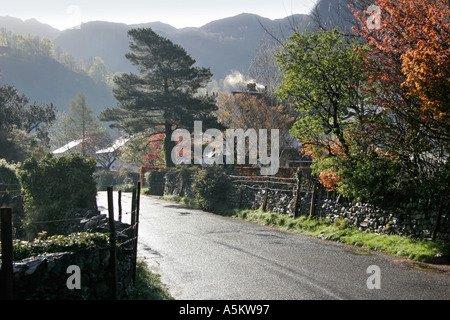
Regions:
[[52, 137, 129, 155], [52, 139, 83, 154], [96, 138, 129, 154]]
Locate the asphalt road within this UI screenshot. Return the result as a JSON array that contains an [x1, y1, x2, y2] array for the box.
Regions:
[[97, 191, 449, 300]]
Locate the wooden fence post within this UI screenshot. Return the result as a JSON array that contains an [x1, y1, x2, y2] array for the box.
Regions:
[[131, 188, 136, 227], [107, 186, 119, 300], [293, 171, 303, 217], [132, 182, 141, 285], [1, 208, 13, 300], [136, 182, 141, 223], [309, 178, 318, 217], [262, 178, 269, 212], [118, 190, 122, 222]]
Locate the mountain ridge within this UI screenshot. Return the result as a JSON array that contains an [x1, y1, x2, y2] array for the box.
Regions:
[[1, 13, 312, 79], [49, 12, 311, 78], [0, 1, 352, 115], [0, 16, 61, 40], [0, 12, 312, 114], [0, 12, 308, 37]]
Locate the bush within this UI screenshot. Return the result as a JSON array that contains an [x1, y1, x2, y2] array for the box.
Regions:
[[0, 158, 26, 238], [145, 168, 170, 195], [11, 231, 109, 261], [0, 158, 21, 196], [193, 166, 231, 211], [93, 168, 115, 191], [94, 168, 139, 191], [337, 153, 404, 205], [20, 154, 97, 237]]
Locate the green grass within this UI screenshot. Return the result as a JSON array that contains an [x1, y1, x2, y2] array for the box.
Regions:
[[231, 208, 449, 264], [159, 195, 449, 264], [162, 194, 200, 209], [126, 259, 174, 300]]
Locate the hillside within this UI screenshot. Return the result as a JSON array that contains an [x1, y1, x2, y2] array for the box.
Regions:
[[308, 0, 357, 32], [0, 54, 115, 115], [51, 13, 311, 79], [0, 16, 60, 40], [0, 0, 355, 115], [0, 13, 311, 115]]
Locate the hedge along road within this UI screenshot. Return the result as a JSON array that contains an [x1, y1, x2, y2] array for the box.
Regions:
[[96, 191, 449, 300]]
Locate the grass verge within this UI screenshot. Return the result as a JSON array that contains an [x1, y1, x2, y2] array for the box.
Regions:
[[232, 209, 449, 264], [161, 195, 449, 264], [162, 194, 200, 209], [127, 259, 174, 300]]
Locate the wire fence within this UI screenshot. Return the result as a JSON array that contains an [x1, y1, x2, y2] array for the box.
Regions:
[[228, 167, 319, 215], [0, 182, 142, 300]]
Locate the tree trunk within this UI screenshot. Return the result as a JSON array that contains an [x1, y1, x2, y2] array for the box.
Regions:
[[164, 121, 175, 167]]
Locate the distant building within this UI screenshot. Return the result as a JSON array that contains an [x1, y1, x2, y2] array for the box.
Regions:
[[232, 82, 265, 97], [52, 137, 130, 170], [230, 82, 311, 168], [52, 139, 83, 155], [95, 137, 129, 155]]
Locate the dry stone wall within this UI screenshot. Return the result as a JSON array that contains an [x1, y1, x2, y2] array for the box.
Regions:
[[150, 168, 449, 241], [5, 209, 135, 300]]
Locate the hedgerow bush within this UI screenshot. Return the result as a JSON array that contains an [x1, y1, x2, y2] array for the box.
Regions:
[[337, 152, 404, 205], [94, 168, 140, 191], [11, 231, 109, 261], [93, 168, 115, 191], [20, 154, 97, 238], [193, 166, 231, 211], [144, 168, 169, 195], [0, 158, 21, 196]]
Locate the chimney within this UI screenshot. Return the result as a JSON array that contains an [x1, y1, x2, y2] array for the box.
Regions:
[[247, 83, 257, 92]]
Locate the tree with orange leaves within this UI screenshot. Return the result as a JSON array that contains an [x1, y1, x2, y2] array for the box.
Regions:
[[216, 91, 295, 163], [351, 0, 449, 221], [352, 0, 449, 143], [277, 13, 449, 207], [353, 0, 449, 125]]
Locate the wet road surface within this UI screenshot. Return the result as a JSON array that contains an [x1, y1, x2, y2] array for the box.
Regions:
[[97, 191, 449, 300]]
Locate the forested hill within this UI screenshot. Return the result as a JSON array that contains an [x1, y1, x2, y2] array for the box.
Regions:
[[1, 13, 311, 79], [0, 53, 115, 115], [0, 0, 353, 115], [51, 13, 310, 79]]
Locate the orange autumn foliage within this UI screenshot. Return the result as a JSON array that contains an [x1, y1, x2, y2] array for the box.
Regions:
[[352, 0, 450, 127], [300, 137, 347, 191], [318, 169, 344, 191], [216, 92, 294, 131], [399, 0, 449, 125]]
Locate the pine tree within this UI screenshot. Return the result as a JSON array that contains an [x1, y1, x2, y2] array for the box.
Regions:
[[100, 28, 218, 167], [64, 92, 103, 156]]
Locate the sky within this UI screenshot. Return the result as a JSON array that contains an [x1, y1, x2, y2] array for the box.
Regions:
[[1, 0, 318, 30]]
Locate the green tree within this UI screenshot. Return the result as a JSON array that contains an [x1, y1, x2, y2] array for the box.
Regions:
[[0, 30, 54, 58], [0, 78, 56, 162], [62, 92, 104, 156], [100, 28, 218, 167], [276, 29, 370, 157], [88, 56, 110, 84], [276, 29, 395, 202]]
